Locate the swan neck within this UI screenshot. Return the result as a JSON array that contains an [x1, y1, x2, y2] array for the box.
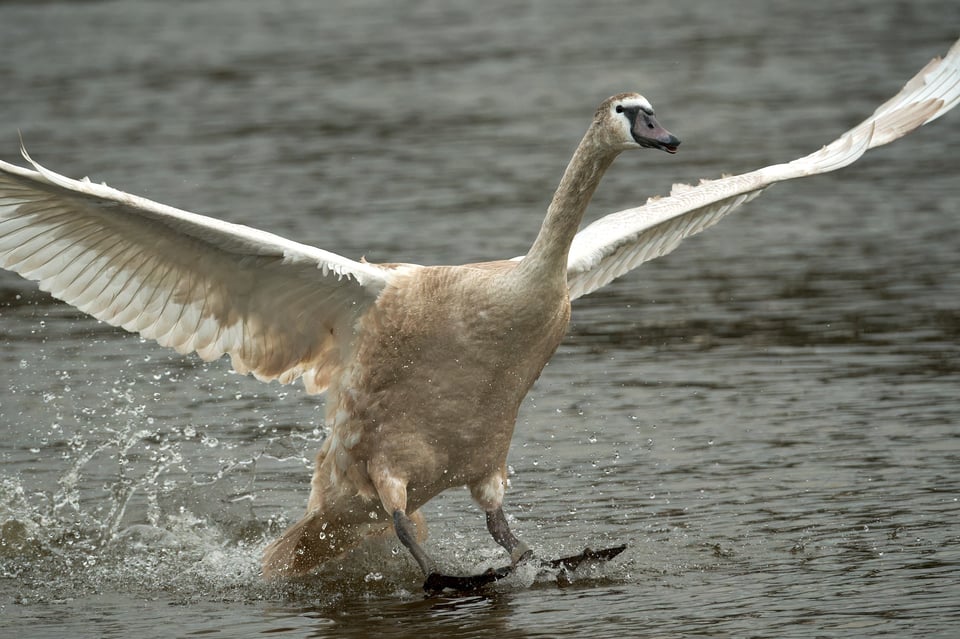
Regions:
[[521, 130, 619, 282]]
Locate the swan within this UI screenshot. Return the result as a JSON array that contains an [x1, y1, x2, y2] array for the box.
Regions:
[[1, 39, 958, 592]]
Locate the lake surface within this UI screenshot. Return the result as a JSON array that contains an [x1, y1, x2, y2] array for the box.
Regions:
[[1, 1, 959, 637]]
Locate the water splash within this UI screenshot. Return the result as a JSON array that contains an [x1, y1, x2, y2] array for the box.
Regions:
[[0, 390, 638, 605], [0, 396, 285, 603]]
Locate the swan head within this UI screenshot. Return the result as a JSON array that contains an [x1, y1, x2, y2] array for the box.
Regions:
[[598, 93, 680, 154]]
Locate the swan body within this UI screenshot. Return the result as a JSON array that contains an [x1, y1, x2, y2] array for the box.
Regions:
[[1, 39, 958, 586]]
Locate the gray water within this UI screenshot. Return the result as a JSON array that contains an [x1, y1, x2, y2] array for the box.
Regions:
[[1, 1, 959, 637]]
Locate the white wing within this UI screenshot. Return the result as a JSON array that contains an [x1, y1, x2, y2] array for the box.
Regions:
[[566, 38, 960, 301], [0, 152, 398, 394]]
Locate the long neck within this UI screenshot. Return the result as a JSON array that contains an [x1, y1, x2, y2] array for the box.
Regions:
[[517, 127, 620, 284]]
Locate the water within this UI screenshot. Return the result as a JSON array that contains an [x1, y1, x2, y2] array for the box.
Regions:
[[1, 0, 959, 636]]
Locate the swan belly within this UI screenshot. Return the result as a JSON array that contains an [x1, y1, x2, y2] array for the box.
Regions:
[[310, 264, 571, 518]]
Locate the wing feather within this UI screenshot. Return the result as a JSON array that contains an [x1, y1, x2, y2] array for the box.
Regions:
[[567, 38, 960, 301], [0, 154, 399, 393]]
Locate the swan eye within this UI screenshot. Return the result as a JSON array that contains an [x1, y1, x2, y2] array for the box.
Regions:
[[615, 104, 625, 114]]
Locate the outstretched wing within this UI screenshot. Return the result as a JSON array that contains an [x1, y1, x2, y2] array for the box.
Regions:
[[566, 38, 960, 301], [0, 153, 397, 394]]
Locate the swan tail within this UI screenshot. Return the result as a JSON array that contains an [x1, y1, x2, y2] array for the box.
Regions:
[[261, 507, 429, 579], [261, 509, 385, 579]]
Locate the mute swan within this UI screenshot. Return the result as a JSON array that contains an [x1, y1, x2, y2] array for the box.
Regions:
[[1, 39, 958, 592]]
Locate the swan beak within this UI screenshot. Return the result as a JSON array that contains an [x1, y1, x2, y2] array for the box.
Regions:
[[632, 114, 681, 154]]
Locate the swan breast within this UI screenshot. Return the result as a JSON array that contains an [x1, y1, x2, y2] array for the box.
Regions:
[[327, 261, 570, 507]]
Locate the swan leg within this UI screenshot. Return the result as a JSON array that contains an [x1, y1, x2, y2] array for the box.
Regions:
[[486, 507, 532, 565], [371, 472, 436, 575], [393, 509, 435, 576], [472, 470, 531, 564]]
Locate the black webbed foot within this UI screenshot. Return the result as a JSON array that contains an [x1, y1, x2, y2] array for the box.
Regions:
[[421, 545, 627, 594], [423, 564, 514, 594], [546, 544, 628, 571]]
